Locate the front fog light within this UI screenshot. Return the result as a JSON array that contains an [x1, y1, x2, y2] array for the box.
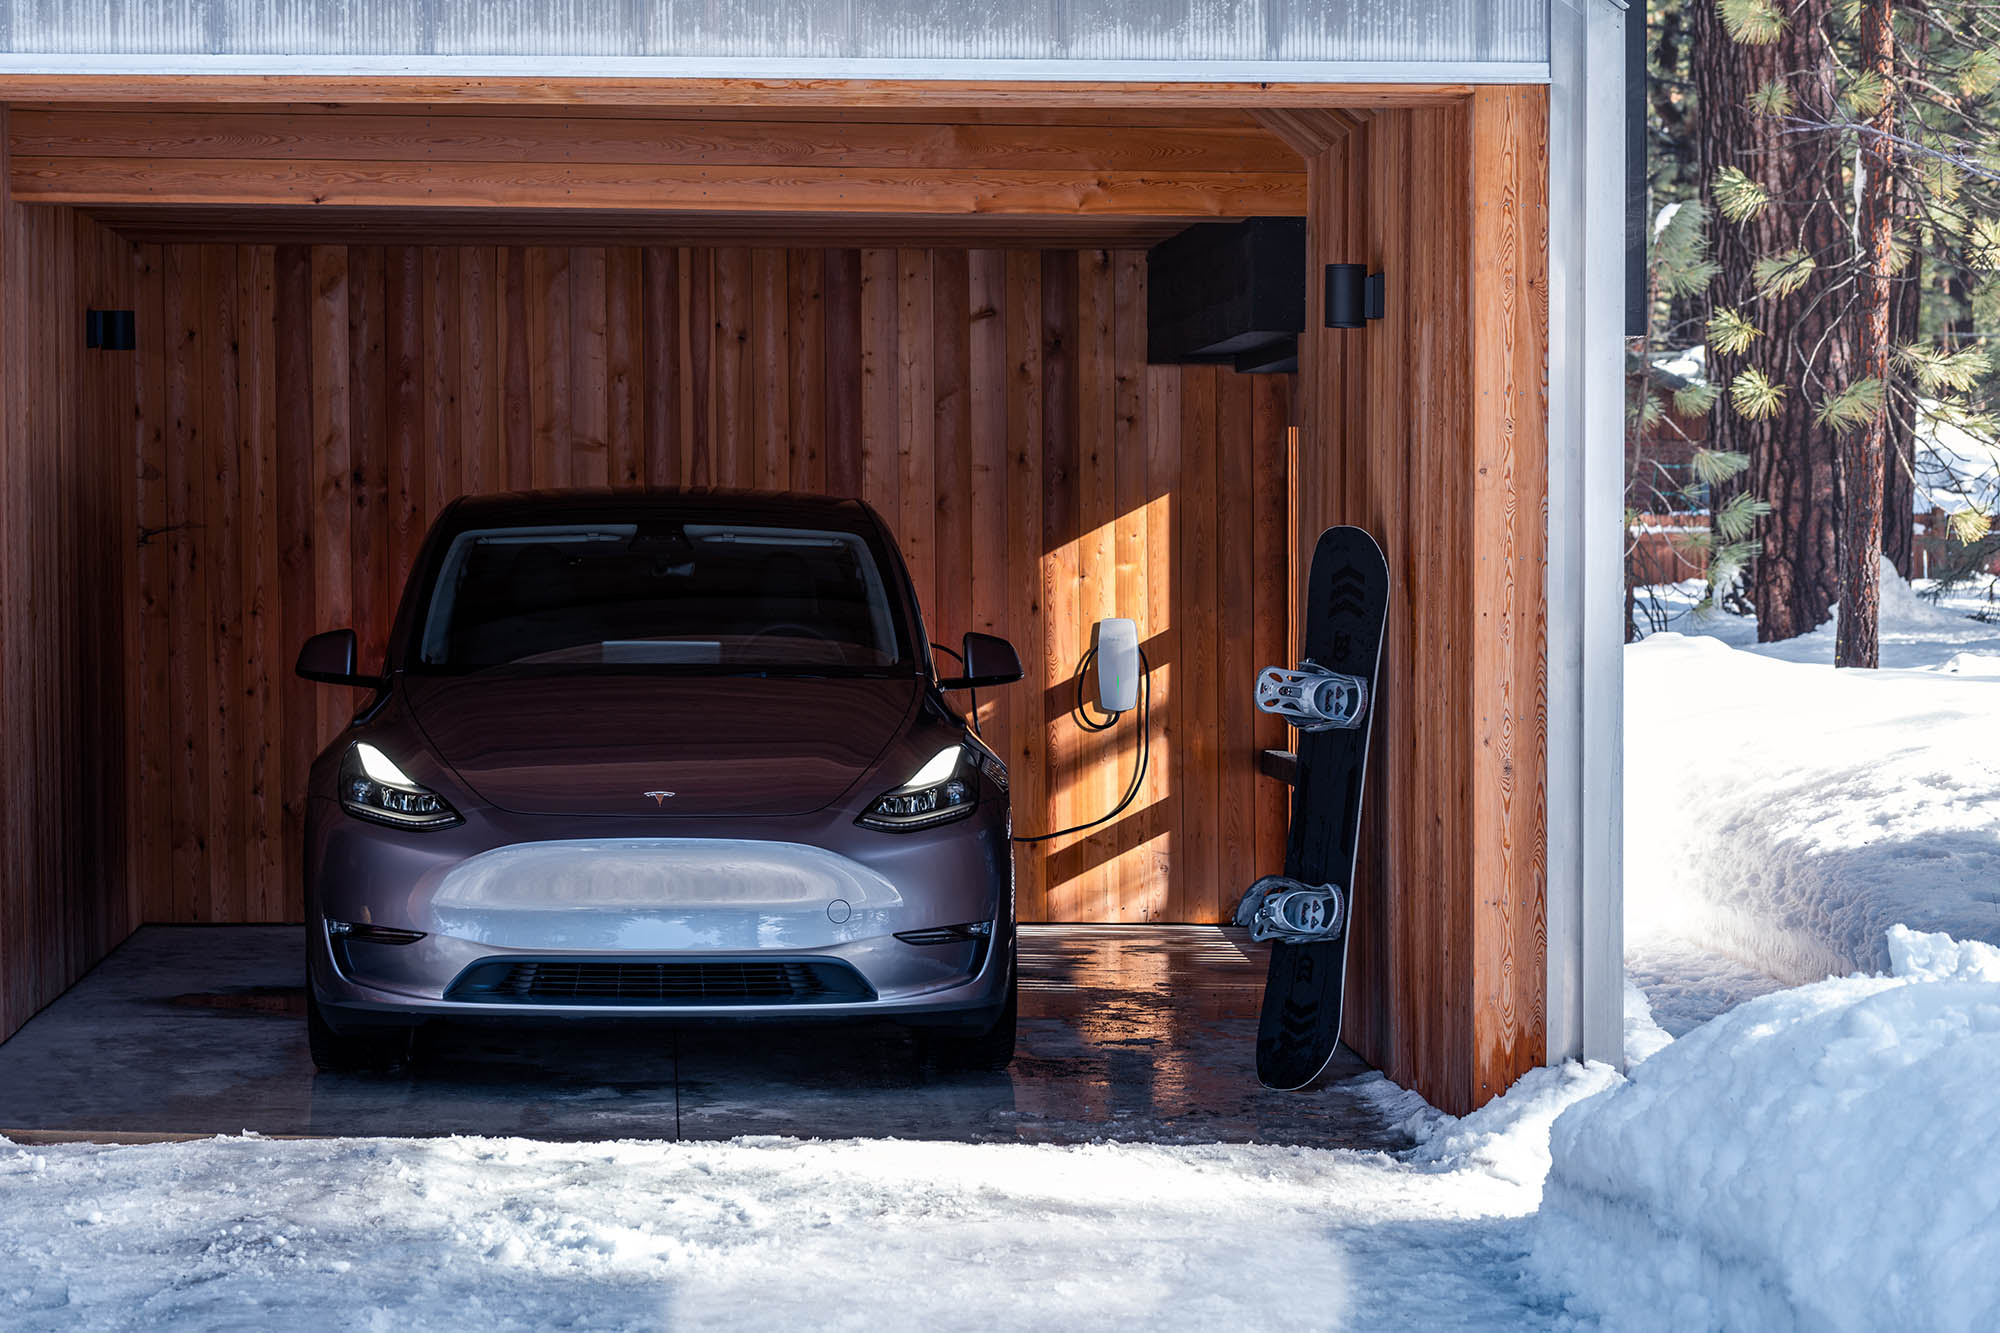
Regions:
[[858, 745, 979, 832], [339, 742, 462, 829]]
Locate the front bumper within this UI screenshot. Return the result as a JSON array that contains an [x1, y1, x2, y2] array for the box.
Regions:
[[306, 799, 1014, 1029]]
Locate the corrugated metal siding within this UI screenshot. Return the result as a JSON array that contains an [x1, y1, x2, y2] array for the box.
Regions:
[[0, 0, 1548, 63]]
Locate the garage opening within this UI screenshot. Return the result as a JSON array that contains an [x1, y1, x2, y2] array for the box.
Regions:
[[0, 90, 1546, 1121]]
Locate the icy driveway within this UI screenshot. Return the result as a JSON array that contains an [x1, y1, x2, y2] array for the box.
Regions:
[[0, 1080, 1594, 1333], [0, 926, 1399, 1149]]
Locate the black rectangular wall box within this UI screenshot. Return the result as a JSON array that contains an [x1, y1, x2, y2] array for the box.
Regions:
[[85, 309, 136, 351], [1146, 217, 1306, 368]]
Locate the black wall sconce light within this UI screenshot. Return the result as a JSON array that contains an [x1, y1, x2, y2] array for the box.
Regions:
[[85, 308, 137, 351], [1324, 265, 1386, 329]]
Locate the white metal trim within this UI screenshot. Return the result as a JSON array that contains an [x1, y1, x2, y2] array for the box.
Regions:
[[1577, 0, 1631, 1074], [1544, 0, 1627, 1070], [1545, 0, 1587, 1067], [0, 53, 1552, 85]]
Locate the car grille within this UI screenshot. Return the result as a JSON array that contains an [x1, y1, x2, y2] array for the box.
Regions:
[[445, 958, 876, 1006]]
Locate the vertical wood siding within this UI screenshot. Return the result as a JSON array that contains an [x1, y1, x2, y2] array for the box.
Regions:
[[1291, 97, 1549, 1114], [0, 198, 137, 1041], [125, 242, 1291, 927]]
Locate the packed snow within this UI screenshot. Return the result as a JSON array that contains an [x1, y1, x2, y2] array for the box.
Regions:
[[0, 1074, 1617, 1333], [1534, 928, 2000, 1333]]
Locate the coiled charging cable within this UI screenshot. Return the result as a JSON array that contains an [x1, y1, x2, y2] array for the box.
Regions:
[[1013, 645, 1152, 844]]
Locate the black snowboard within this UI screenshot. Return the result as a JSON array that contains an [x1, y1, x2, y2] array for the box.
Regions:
[[1254, 525, 1389, 1091]]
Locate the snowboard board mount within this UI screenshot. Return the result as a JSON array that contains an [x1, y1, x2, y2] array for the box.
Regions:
[[1235, 875, 1347, 945], [1241, 525, 1389, 1091], [1254, 663, 1370, 733]]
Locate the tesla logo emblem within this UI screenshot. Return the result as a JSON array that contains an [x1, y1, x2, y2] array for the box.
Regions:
[[644, 791, 676, 806]]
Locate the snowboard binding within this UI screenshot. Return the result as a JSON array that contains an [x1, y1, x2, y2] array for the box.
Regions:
[[1234, 875, 1348, 944], [1255, 661, 1370, 732]]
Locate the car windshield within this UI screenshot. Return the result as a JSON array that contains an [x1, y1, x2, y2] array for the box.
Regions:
[[414, 519, 910, 674]]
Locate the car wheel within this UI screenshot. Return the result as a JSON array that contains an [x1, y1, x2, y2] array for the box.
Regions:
[[306, 990, 416, 1074], [918, 948, 1018, 1073]]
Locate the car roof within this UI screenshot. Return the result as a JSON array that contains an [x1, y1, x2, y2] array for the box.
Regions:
[[437, 488, 881, 533]]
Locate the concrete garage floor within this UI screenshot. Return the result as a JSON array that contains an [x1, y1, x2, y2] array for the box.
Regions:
[[0, 925, 1411, 1149]]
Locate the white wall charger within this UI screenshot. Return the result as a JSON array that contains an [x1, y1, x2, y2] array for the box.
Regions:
[[1092, 618, 1140, 714]]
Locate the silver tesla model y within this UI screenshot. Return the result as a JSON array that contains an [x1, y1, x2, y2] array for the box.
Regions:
[[295, 490, 1023, 1073]]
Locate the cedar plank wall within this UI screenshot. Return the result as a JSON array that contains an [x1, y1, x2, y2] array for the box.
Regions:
[[126, 243, 1290, 928], [0, 196, 138, 1039], [1285, 96, 1549, 1114]]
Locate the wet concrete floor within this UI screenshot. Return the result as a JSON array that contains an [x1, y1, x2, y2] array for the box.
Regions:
[[0, 925, 1411, 1148]]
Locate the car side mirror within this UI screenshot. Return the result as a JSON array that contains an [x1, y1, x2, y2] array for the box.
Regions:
[[940, 631, 1024, 690], [295, 628, 378, 688]]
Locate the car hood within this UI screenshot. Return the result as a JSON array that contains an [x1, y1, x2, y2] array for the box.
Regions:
[[404, 673, 921, 818]]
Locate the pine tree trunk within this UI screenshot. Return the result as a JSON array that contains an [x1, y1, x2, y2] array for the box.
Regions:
[[1694, 0, 1847, 641], [1839, 0, 1896, 670]]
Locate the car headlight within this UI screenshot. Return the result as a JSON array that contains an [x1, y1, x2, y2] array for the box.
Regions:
[[339, 742, 462, 829], [858, 744, 980, 832]]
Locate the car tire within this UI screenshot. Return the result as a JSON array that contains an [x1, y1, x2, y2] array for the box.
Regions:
[[306, 990, 416, 1074], [918, 947, 1018, 1073]]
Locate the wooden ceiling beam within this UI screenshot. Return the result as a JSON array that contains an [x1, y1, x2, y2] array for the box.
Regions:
[[8, 108, 1305, 175], [11, 156, 1305, 218]]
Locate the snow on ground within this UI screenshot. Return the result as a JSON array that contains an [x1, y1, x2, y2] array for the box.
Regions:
[[1591, 560, 2000, 1327], [1533, 928, 2000, 1333], [1625, 562, 2000, 1000], [0, 1084, 1617, 1333], [1622, 939, 1785, 1037], [9, 940, 1995, 1333], [1632, 566, 2000, 666]]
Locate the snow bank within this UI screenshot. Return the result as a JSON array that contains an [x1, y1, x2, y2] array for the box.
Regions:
[[1407, 1061, 1624, 1187], [1532, 929, 2000, 1333], [1625, 631, 2000, 982]]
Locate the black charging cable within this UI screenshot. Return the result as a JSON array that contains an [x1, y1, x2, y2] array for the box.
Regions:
[[1013, 645, 1151, 844]]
